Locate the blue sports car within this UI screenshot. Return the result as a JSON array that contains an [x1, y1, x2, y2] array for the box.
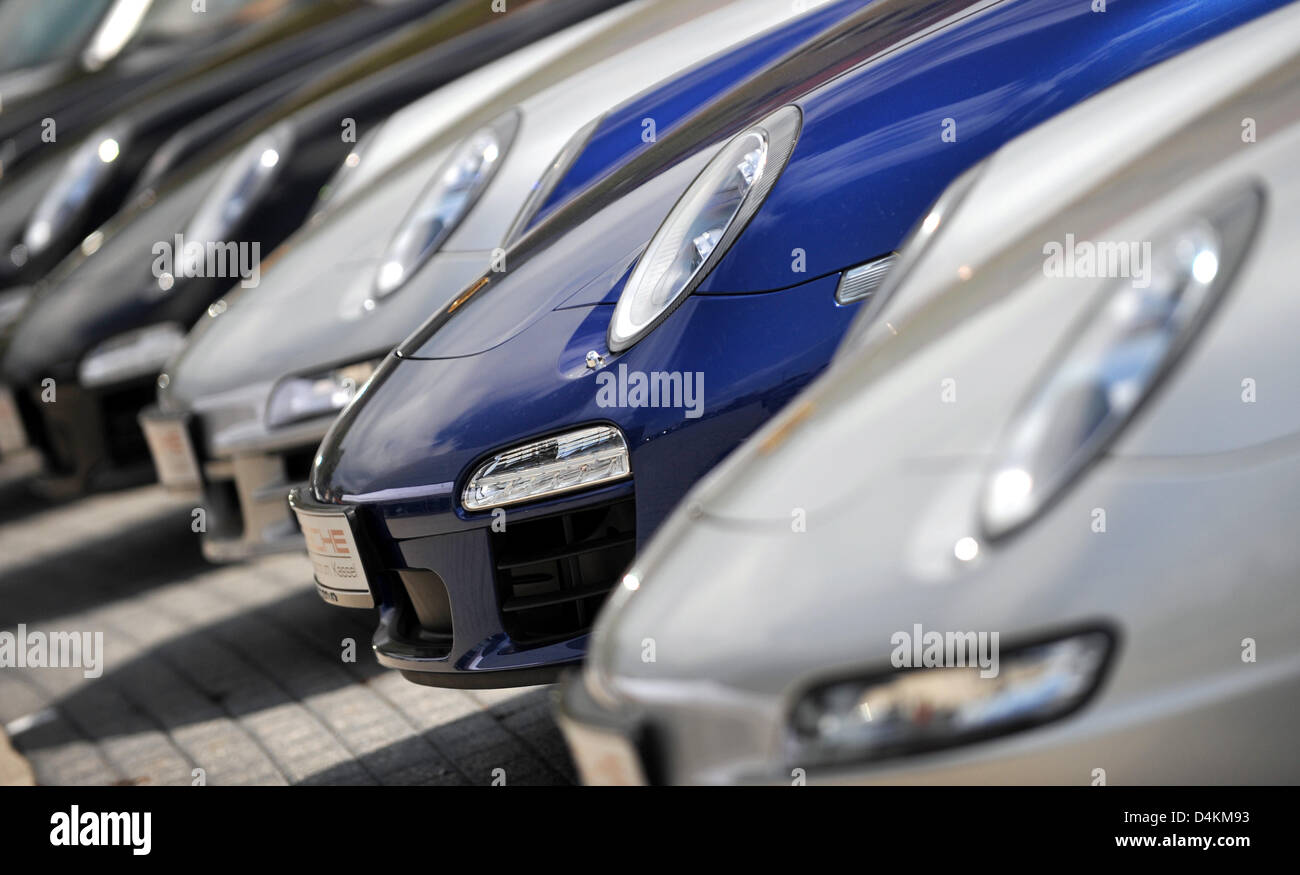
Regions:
[[291, 0, 1293, 688]]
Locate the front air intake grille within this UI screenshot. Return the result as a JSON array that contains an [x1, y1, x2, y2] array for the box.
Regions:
[[490, 498, 635, 648], [390, 569, 454, 659]]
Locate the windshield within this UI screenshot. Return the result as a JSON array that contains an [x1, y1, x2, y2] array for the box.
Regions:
[[0, 0, 296, 75], [0, 0, 115, 73]]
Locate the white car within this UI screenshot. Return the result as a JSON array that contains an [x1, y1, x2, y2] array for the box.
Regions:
[[558, 1, 1300, 785]]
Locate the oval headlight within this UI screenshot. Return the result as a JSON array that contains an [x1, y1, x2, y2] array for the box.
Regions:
[[23, 125, 128, 256], [82, 0, 152, 72], [183, 123, 294, 267], [373, 111, 519, 299], [980, 185, 1263, 540], [607, 105, 801, 353], [265, 359, 381, 430], [78, 322, 187, 390]]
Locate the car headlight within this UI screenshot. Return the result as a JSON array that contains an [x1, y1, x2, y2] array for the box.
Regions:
[[462, 425, 630, 511], [372, 111, 519, 299], [608, 105, 802, 353], [787, 629, 1113, 769], [980, 185, 1263, 540], [265, 359, 381, 430], [182, 123, 293, 272], [23, 125, 128, 256], [78, 322, 186, 389]]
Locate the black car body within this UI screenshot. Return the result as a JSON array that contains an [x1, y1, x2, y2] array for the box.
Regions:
[[0, 0, 457, 292]]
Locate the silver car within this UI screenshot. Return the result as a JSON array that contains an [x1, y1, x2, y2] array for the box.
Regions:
[[558, 2, 1300, 785], [143, 0, 828, 562]]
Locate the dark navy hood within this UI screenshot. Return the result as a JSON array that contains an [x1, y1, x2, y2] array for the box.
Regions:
[[697, 0, 1287, 293], [526, 0, 869, 228]]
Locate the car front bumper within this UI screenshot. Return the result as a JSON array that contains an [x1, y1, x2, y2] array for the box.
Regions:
[[558, 642, 1300, 785], [5, 375, 157, 495], [558, 440, 1300, 784], [290, 478, 637, 688], [298, 270, 865, 687]]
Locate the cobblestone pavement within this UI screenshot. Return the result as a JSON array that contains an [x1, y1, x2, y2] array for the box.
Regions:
[[0, 467, 577, 786]]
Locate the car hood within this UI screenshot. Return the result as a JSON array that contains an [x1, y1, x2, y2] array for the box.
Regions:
[[161, 144, 476, 408], [396, 0, 1282, 364], [698, 0, 1289, 292]]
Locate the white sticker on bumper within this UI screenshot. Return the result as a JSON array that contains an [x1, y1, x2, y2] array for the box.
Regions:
[[293, 507, 374, 608], [140, 416, 203, 490]]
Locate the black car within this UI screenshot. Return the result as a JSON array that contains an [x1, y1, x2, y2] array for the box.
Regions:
[[0, 0, 456, 293]]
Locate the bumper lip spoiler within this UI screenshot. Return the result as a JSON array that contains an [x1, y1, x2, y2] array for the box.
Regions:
[[289, 486, 601, 688], [371, 603, 583, 687]]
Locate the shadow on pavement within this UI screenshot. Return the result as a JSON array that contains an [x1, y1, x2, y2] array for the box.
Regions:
[[15, 582, 575, 785], [0, 504, 208, 628]]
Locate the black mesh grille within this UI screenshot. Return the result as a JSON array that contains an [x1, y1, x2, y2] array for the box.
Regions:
[[490, 498, 635, 648]]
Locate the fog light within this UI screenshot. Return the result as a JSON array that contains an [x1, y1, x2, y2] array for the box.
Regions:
[[78, 323, 186, 389], [787, 630, 1112, 768], [265, 360, 380, 429], [462, 425, 630, 511]]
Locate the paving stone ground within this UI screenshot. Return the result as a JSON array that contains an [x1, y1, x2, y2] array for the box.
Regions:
[[0, 465, 576, 786]]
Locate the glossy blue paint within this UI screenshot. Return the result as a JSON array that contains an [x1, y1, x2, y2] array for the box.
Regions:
[[321, 272, 846, 515], [700, 0, 1292, 293], [528, 0, 870, 228], [312, 0, 1294, 684]]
